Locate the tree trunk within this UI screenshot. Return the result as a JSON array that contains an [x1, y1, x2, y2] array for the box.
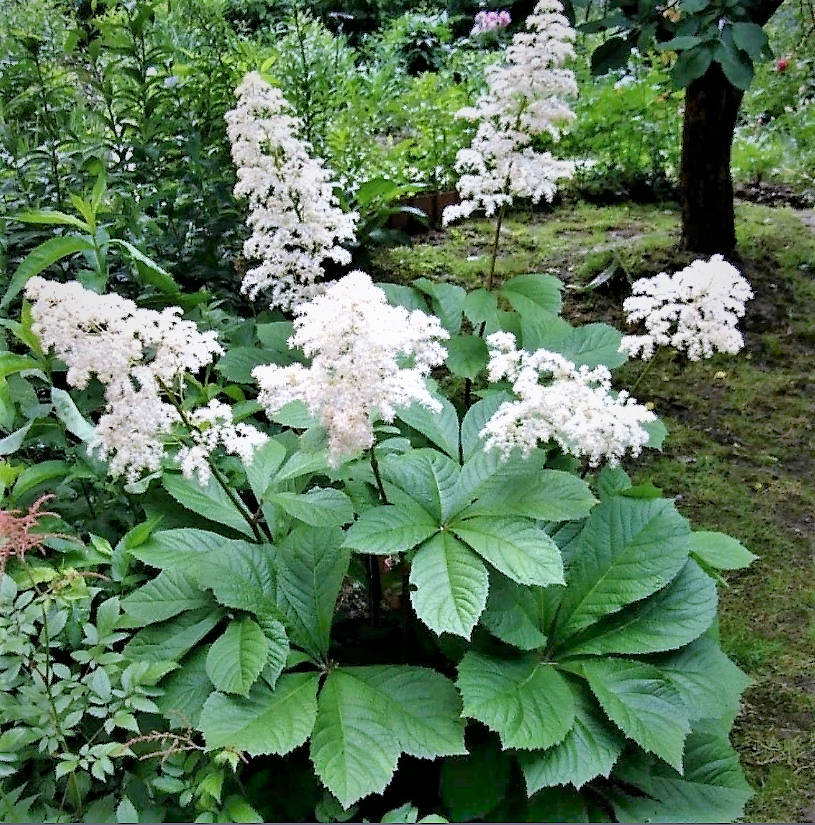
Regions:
[[680, 62, 744, 254]]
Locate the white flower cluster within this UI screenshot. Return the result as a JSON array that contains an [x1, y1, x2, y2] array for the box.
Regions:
[[175, 400, 269, 485], [25, 278, 263, 483], [619, 255, 754, 361], [443, 0, 577, 225], [253, 271, 449, 467], [225, 72, 358, 310], [481, 332, 656, 466]]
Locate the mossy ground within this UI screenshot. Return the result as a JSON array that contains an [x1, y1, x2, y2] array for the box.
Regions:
[[372, 200, 815, 823]]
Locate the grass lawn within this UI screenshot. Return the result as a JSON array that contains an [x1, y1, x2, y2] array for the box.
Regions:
[[372, 199, 815, 823]]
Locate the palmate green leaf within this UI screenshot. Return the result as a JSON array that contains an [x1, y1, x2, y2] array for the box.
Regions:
[[614, 732, 752, 823], [276, 525, 349, 660], [200, 672, 320, 756], [500, 273, 562, 316], [413, 278, 466, 335], [343, 500, 439, 555], [310, 671, 402, 808], [123, 608, 224, 664], [690, 531, 756, 570], [127, 528, 232, 572], [480, 571, 548, 651], [410, 532, 488, 639], [555, 498, 690, 640], [269, 488, 354, 527], [161, 473, 254, 537], [206, 617, 269, 697], [580, 658, 690, 771], [216, 347, 283, 384], [457, 652, 576, 750], [451, 516, 564, 587], [155, 647, 213, 729], [566, 560, 717, 656], [346, 666, 467, 759], [194, 542, 278, 618], [519, 685, 624, 793], [121, 569, 215, 626], [396, 394, 460, 460], [468, 470, 597, 522], [649, 637, 751, 724], [256, 615, 290, 690], [382, 449, 460, 522], [445, 334, 489, 380]]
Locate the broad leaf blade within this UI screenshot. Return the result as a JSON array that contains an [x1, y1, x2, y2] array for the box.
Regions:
[[348, 665, 467, 759], [556, 498, 690, 640], [121, 569, 214, 626], [310, 671, 401, 808], [519, 686, 624, 792], [344, 501, 439, 555], [690, 531, 756, 570], [396, 394, 460, 460], [410, 532, 488, 639], [269, 488, 354, 527], [155, 647, 213, 730], [451, 516, 564, 587], [162, 473, 254, 537], [200, 672, 319, 756], [480, 571, 548, 651], [123, 608, 224, 664], [566, 560, 717, 656], [277, 525, 349, 659], [206, 617, 269, 696], [581, 658, 690, 771], [457, 652, 576, 750], [127, 528, 229, 572]]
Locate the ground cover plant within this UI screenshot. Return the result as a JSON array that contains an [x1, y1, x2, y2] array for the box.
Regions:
[[1, 0, 813, 822]]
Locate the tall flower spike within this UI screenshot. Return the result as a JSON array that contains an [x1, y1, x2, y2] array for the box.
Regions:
[[443, 0, 577, 225], [253, 271, 449, 467], [225, 72, 358, 310], [481, 332, 656, 466], [619, 255, 754, 361]]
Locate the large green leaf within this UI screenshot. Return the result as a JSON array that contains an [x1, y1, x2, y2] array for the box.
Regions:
[[460, 394, 511, 462], [16, 209, 90, 232], [555, 498, 690, 640], [127, 528, 232, 572], [480, 571, 548, 651], [155, 647, 213, 729], [559, 323, 627, 370], [730, 21, 768, 60], [396, 394, 460, 460], [382, 449, 460, 523], [276, 526, 349, 660], [123, 608, 224, 664], [614, 732, 753, 823], [649, 638, 751, 724], [343, 500, 439, 555], [445, 334, 488, 380], [566, 560, 717, 656], [410, 532, 488, 639], [245, 439, 287, 500], [199, 672, 320, 756], [457, 652, 576, 750], [690, 531, 756, 570], [256, 615, 290, 690], [51, 388, 95, 442], [310, 671, 401, 808], [500, 273, 562, 316], [413, 278, 466, 335], [161, 473, 254, 537], [268, 488, 354, 527], [216, 347, 282, 384], [581, 658, 690, 771], [347, 666, 467, 759], [451, 517, 564, 587], [206, 618, 269, 696], [108, 238, 179, 294], [2, 235, 96, 309], [121, 569, 214, 626], [469, 470, 597, 522], [519, 686, 624, 792], [194, 542, 278, 618]]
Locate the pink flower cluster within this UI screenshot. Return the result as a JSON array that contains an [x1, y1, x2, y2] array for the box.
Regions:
[[471, 9, 511, 35]]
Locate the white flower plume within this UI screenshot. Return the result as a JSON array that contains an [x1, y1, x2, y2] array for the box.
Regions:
[[481, 332, 655, 466], [226, 71, 358, 310], [443, 0, 577, 225], [253, 271, 449, 467], [620, 255, 754, 361], [26, 278, 264, 482]]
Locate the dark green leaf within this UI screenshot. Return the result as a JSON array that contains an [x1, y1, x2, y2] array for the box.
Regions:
[[445, 335, 488, 380], [206, 617, 269, 696], [121, 569, 214, 626], [591, 36, 633, 75], [161, 473, 254, 537]]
